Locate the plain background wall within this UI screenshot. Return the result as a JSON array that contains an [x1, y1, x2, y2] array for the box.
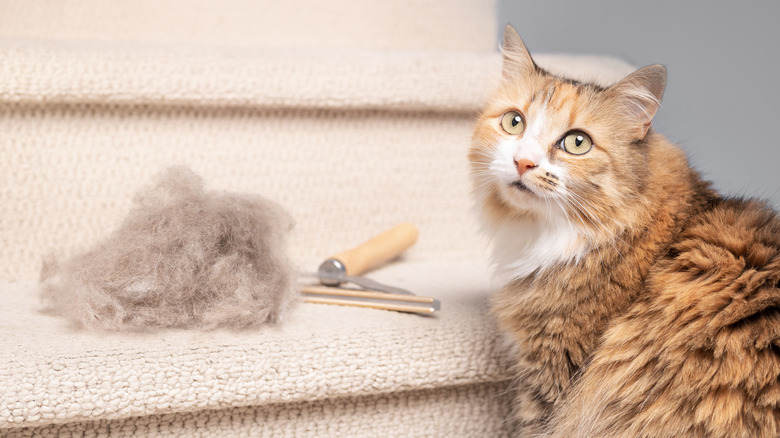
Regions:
[[497, 1, 780, 209]]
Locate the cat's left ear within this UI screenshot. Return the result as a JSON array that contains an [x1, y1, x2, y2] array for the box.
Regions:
[[605, 65, 667, 140]]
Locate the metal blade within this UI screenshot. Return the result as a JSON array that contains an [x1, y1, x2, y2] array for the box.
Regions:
[[301, 271, 416, 296], [339, 274, 416, 296]]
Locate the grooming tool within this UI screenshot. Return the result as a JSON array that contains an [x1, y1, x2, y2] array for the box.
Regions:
[[301, 223, 441, 314], [314, 223, 419, 295], [300, 285, 440, 315]]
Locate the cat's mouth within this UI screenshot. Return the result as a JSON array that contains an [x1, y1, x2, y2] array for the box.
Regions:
[[510, 180, 535, 195]]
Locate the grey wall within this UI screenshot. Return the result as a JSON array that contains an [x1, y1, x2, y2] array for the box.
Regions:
[[497, 0, 780, 209]]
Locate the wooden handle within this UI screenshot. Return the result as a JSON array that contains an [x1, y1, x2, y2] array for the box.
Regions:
[[302, 297, 437, 315], [301, 285, 436, 305], [329, 223, 418, 277]]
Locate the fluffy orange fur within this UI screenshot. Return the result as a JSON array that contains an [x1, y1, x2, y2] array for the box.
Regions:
[[471, 26, 780, 437]]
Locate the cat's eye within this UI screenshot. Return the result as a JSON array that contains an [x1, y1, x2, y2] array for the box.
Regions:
[[561, 131, 593, 155], [500, 110, 525, 135]]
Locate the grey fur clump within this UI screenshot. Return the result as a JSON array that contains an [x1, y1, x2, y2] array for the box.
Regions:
[[40, 166, 297, 331]]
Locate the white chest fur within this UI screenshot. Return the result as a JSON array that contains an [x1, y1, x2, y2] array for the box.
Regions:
[[485, 208, 587, 283]]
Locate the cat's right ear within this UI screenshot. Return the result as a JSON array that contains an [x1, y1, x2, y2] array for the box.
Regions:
[[501, 24, 536, 79]]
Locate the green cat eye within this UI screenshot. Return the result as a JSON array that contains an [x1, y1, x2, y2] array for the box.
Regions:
[[500, 110, 525, 135], [561, 131, 593, 155]]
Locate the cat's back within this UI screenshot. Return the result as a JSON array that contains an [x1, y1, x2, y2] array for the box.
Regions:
[[559, 197, 780, 437], [649, 196, 780, 356]]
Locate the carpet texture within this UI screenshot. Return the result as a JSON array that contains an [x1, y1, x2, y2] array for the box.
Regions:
[[6, 383, 513, 438], [1, 260, 513, 435]]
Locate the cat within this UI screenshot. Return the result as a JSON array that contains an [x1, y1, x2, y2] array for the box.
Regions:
[[470, 25, 780, 438]]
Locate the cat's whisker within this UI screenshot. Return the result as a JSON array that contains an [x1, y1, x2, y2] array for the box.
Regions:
[[554, 195, 608, 265], [470, 172, 500, 183], [565, 195, 617, 234], [470, 178, 500, 194], [557, 198, 592, 240], [558, 192, 626, 259], [563, 190, 631, 237], [564, 191, 635, 257], [554, 195, 603, 260], [544, 194, 566, 239], [566, 204, 626, 259], [557, 191, 608, 234], [549, 196, 577, 237], [469, 150, 500, 163]]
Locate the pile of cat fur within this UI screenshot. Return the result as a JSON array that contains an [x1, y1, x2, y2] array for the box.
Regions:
[[40, 166, 297, 331]]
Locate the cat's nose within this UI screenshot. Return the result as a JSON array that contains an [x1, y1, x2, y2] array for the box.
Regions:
[[515, 159, 537, 177]]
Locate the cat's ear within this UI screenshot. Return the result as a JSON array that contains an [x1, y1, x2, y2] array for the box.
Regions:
[[605, 64, 667, 139], [501, 24, 536, 78]]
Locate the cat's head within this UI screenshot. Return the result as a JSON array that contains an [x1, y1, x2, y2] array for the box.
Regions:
[[470, 25, 666, 245]]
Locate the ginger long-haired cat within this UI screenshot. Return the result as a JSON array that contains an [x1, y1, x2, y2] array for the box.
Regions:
[[470, 25, 780, 437]]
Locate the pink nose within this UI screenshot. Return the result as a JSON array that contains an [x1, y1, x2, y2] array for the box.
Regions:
[[515, 158, 537, 177]]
